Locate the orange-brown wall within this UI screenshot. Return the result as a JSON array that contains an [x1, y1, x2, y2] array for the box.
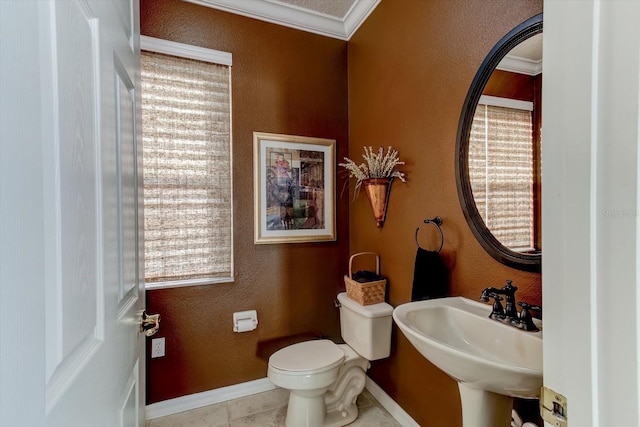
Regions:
[[484, 69, 536, 101], [141, 0, 544, 423], [140, 0, 350, 404], [348, 0, 542, 425]]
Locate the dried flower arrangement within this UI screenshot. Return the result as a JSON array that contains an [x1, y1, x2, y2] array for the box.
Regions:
[[339, 146, 407, 194]]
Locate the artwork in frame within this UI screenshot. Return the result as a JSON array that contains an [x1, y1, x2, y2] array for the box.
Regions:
[[253, 132, 336, 244]]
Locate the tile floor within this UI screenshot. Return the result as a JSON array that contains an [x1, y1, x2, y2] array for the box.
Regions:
[[145, 387, 403, 427]]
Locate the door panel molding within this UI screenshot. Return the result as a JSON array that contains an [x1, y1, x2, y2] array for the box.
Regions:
[[46, 1, 103, 409]]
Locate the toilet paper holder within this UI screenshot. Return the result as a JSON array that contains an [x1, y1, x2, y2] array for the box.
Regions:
[[233, 310, 258, 332]]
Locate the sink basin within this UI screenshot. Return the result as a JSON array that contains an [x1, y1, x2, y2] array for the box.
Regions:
[[393, 297, 542, 427]]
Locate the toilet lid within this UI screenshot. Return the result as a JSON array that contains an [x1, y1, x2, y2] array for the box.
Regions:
[[269, 340, 344, 373]]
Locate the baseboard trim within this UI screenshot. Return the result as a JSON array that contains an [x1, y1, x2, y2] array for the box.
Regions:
[[145, 378, 277, 420], [145, 376, 419, 426], [365, 377, 420, 427]]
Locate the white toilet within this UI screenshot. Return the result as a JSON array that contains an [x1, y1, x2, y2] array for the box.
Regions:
[[267, 292, 393, 427]]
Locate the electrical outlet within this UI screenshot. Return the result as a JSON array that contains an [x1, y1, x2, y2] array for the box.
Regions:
[[151, 337, 165, 358]]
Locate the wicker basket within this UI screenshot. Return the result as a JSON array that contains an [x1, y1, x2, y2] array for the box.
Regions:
[[344, 252, 386, 305]]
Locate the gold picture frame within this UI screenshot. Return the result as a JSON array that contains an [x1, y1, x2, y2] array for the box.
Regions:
[[253, 132, 336, 244]]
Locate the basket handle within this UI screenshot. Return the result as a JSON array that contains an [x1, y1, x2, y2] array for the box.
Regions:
[[348, 252, 380, 278]]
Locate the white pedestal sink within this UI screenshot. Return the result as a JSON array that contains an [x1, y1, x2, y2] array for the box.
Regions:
[[393, 297, 542, 427]]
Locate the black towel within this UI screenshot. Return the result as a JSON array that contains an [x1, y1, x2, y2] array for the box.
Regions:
[[411, 248, 448, 301]]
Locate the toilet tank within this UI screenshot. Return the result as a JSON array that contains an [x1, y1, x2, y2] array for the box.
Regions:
[[337, 292, 393, 361]]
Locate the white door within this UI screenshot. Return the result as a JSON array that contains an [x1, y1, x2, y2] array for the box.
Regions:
[[0, 0, 147, 426], [542, 1, 640, 426]]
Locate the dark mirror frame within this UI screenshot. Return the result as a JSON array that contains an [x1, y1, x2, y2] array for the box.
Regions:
[[455, 13, 543, 272]]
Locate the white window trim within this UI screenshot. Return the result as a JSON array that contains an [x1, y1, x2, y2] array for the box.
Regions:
[[146, 277, 233, 291], [141, 37, 234, 290], [479, 95, 533, 111]]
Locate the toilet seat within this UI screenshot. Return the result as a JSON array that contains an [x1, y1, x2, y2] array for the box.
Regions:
[[269, 340, 345, 375]]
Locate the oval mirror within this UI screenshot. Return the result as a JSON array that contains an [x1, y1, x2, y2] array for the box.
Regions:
[[456, 14, 542, 272]]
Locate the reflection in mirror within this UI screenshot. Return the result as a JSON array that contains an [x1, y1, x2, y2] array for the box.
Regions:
[[469, 33, 542, 253], [456, 14, 542, 272]]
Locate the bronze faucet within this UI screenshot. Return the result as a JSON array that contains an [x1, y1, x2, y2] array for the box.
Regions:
[[480, 280, 541, 332]]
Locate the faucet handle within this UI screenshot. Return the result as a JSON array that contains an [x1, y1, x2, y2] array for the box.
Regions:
[[518, 301, 541, 314], [487, 293, 505, 320], [517, 302, 541, 332]]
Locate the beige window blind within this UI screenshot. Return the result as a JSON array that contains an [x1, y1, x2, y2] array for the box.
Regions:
[[141, 50, 232, 285], [469, 104, 534, 252]]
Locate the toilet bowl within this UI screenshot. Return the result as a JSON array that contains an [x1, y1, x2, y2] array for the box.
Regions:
[[267, 292, 393, 427], [268, 340, 347, 427]]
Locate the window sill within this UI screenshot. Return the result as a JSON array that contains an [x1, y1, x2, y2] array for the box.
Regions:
[[145, 277, 234, 291]]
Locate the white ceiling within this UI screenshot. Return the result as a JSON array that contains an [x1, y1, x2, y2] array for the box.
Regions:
[[275, 0, 357, 19], [185, 0, 380, 40]]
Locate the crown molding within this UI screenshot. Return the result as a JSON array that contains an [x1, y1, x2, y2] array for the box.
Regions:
[[184, 0, 381, 41], [342, 0, 380, 39], [497, 55, 542, 76]]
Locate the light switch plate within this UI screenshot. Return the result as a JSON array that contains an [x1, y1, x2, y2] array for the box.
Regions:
[[541, 386, 567, 426]]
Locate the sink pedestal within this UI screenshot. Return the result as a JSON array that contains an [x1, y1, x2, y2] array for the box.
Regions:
[[458, 383, 513, 427]]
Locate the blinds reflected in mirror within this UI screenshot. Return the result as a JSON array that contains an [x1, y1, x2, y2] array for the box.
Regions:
[[469, 102, 534, 252], [141, 50, 232, 286]]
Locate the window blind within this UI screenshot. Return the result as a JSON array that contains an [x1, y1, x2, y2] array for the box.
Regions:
[[469, 104, 534, 252], [141, 51, 232, 285]]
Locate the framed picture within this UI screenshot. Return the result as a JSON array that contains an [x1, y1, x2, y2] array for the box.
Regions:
[[253, 132, 336, 244]]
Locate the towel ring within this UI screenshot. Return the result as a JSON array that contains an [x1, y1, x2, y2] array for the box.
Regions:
[[415, 216, 444, 252]]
